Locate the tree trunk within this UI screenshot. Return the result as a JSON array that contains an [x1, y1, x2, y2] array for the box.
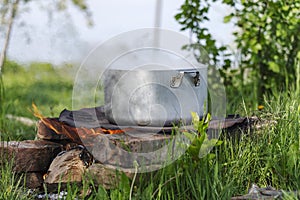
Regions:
[[0, 0, 20, 74]]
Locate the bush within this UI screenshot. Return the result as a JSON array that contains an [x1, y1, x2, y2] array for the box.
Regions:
[[175, 0, 300, 103]]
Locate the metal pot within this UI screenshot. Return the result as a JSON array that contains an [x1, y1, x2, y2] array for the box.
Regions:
[[103, 64, 207, 127]]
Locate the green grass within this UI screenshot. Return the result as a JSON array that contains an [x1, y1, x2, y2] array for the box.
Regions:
[[0, 152, 33, 200], [0, 61, 74, 140], [0, 61, 300, 199], [3, 61, 74, 118]]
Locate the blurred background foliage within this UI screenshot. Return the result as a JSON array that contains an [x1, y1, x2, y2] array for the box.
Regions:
[[175, 0, 300, 104]]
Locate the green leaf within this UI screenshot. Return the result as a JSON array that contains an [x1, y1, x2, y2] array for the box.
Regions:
[[197, 132, 207, 148], [252, 43, 262, 53], [222, 0, 235, 6], [188, 145, 200, 157], [206, 153, 216, 161], [183, 131, 196, 142], [174, 13, 182, 20], [191, 111, 199, 122], [297, 51, 300, 59], [282, 5, 289, 11], [219, 46, 227, 51], [191, 111, 200, 130], [204, 113, 211, 124], [268, 61, 280, 73], [215, 140, 223, 146], [223, 14, 233, 23]]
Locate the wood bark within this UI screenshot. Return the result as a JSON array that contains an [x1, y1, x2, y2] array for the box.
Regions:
[[37, 119, 70, 141], [0, 140, 63, 172], [44, 148, 87, 184], [21, 172, 44, 189], [43, 148, 135, 190]]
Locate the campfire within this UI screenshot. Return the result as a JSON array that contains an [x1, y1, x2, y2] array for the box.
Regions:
[[33, 104, 127, 145], [38, 117, 127, 144], [0, 103, 263, 193]]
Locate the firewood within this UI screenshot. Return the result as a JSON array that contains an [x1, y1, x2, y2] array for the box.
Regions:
[[37, 118, 173, 152], [44, 147, 92, 184], [22, 172, 44, 189], [36, 118, 70, 140], [0, 140, 63, 172], [43, 147, 136, 190]]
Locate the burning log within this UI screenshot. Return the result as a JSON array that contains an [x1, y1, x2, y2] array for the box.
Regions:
[[37, 118, 70, 141], [36, 117, 127, 146], [37, 118, 172, 153]]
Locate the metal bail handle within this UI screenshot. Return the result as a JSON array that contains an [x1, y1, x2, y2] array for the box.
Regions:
[[170, 70, 201, 88]]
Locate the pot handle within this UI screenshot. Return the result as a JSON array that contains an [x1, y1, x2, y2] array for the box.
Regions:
[[170, 70, 200, 88]]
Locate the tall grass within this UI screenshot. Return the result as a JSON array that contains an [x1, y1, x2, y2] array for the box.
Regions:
[[0, 75, 32, 199], [0, 161, 33, 200], [296, 59, 300, 96], [88, 90, 298, 199], [128, 90, 299, 199]]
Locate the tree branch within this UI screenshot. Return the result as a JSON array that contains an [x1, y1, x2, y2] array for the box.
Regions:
[[0, 0, 20, 74]]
